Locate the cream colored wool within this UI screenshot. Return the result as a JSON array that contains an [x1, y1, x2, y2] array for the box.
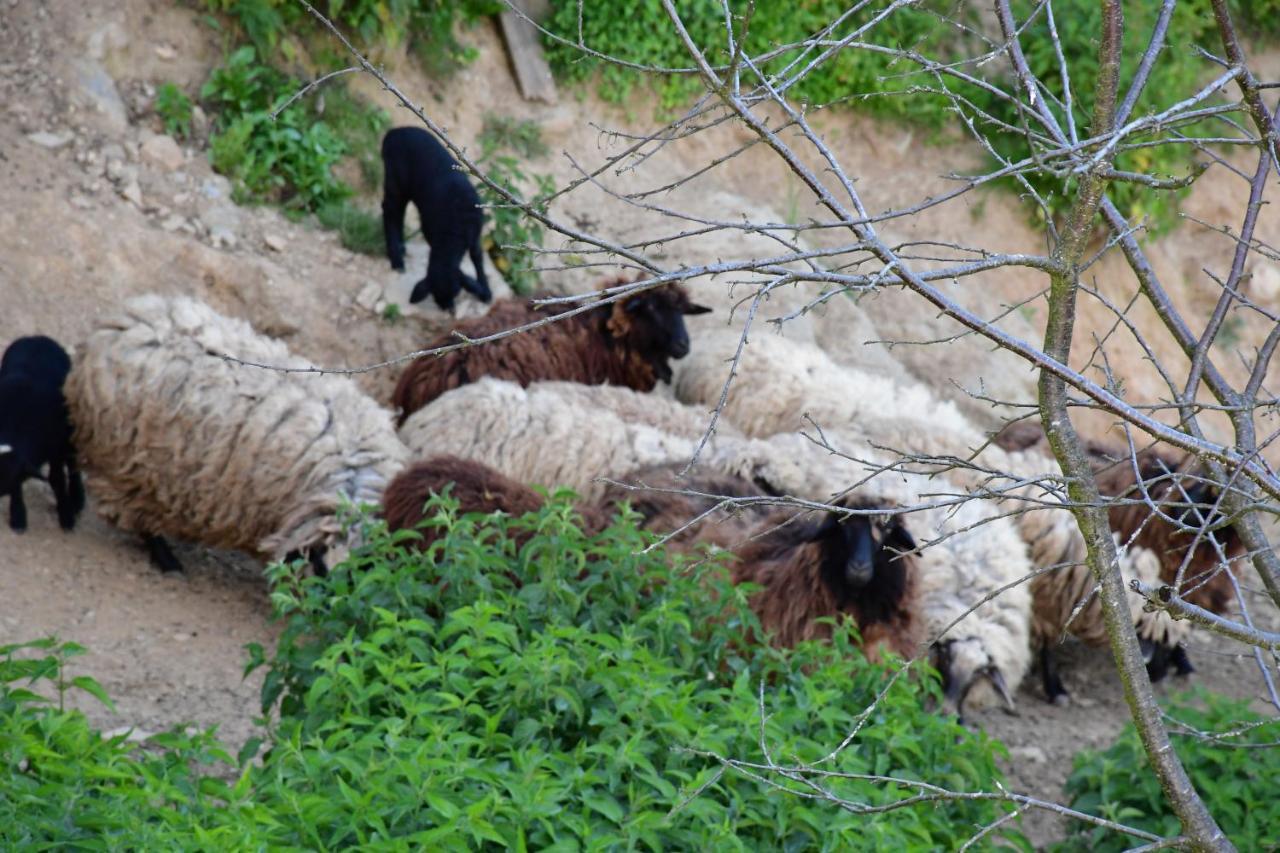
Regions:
[[704, 430, 1034, 710], [66, 294, 408, 559], [1031, 532, 1188, 652], [397, 378, 742, 503]]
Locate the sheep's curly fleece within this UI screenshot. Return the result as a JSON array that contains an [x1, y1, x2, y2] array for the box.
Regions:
[[704, 430, 1034, 710], [66, 294, 408, 558], [398, 378, 741, 502]]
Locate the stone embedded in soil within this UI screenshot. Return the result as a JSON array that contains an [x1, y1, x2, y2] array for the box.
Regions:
[[28, 130, 74, 149], [140, 133, 185, 172], [72, 58, 128, 132], [263, 233, 287, 252], [119, 179, 143, 207]]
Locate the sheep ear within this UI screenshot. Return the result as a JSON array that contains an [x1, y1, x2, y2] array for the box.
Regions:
[[682, 302, 712, 315], [882, 519, 916, 556]]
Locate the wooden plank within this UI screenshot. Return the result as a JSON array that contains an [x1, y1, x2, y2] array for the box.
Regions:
[[498, 0, 558, 104]]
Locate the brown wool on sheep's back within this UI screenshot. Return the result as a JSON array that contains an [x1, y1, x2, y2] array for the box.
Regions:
[[391, 278, 706, 424], [1091, 444, 1245, 615], [382, 456, 609, 549]]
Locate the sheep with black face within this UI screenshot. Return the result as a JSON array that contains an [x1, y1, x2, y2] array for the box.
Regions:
[[0, 335, 84, 532], [381, 126, 492, 311], [391, 277, 711, 425]]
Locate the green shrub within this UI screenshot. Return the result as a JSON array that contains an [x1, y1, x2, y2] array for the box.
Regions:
[[155, 82, 194, 140], [0, 638, 252, 848], [202, 46, 351, 210], [0, 504, 1025, 848], [202, 0, 500, 77], [1061, 689, 1280, 851], [249, 495, 1023, 849], [542, 0, 1276, 232]]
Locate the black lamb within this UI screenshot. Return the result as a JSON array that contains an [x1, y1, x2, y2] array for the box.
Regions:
[[381, 126, 493, 311], [0, 335, 85, 532]]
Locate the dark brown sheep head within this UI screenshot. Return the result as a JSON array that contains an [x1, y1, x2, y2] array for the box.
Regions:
[[606, 281, 711, 383], [815, 498, 916, 613]]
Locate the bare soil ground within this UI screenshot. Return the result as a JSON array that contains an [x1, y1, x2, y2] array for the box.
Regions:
[[3, 1, 1277, 846]]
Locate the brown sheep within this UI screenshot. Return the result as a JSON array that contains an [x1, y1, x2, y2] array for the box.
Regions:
[[382, 456, 609, 549], [383, 457, 921, 661], [730, 497, 922, 662], [1090, 443, 1246, 619], [390, 277, 711, 424]]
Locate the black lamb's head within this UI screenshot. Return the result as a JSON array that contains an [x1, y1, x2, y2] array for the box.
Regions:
[[815, 501, 916, 609], [610, 282, 712, 381]]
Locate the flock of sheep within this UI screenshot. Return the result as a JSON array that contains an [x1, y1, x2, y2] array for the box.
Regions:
[[0, 126, 1247, 728]]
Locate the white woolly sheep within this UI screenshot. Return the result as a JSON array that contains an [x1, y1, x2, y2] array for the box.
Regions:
[[397, 378, 741, 502], [65, 294, 408, 572]]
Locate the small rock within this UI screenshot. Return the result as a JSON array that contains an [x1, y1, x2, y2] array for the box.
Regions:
[[200, 174, 232, 201], [27, 130, 74, 149], [190, 105, 209, 140], [72, 59, 128, 132], [70, 194, 95, 210], [100, 142, 125, 163], [119, 180, 143, 207], [161, 214, 185, 232], [356, 281, 383, 312], [140, 134, 185, 172], [154, 44, 177, 61], [1251, 265, 1280, 303], [210, 227, 237, 250], [263, 233, 287, 252], [179, 220, 198, 235], [1009, 746, 1047, 763]]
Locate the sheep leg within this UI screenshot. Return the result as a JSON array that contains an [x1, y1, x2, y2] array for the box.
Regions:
[[47, 459, 76, 531], [1170, 643, 1195, 676], [144, 534, 184, 573], [6, 486, 26, 532], [466, 232, 492, 302], [1040, 643, 1070, 705], [67, 457, 86, 515], [381, 190, 409, 272]]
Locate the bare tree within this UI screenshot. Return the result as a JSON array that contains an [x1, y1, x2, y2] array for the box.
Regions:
[[278, 1, 1280, 847]]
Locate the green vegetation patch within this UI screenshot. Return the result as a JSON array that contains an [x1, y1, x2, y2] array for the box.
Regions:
[[1062, 688, 1280, 851], [1, 500, 1024, 849]]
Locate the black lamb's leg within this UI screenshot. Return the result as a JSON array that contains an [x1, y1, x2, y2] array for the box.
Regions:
[[144, 534, 184, 573], [67, 452, 86, 515], [47, 458, 76, 531], [7, 486, 27, 532], [466, 230, 492, 302], [1170, 644, 1196, 676], [382, 185, 409, 272], [1041, 643, 1069, 705]]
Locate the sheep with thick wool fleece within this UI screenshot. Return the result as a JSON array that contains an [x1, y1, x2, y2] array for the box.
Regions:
[[677, 330, 1194, 703], [397, 378, 743, 503], [702, 430, 1034, 717], [65, 294, 408, 568]]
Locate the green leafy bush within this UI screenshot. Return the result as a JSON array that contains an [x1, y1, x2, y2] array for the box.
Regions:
[[202, 46, 351, 210], [543, 0, 1276, 232], [250, 495, 1022, 849], [0, 638, 252, 848], [155, 82, 194, 140], [1062, 689, 1280, 851], [202, 0, 500, 77], [0, 504, 1025, 848], [476, 115, 554, 295]]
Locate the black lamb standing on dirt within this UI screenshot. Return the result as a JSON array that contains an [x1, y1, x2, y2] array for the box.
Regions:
[[381, 126, 493, 311], [0, 335, 85, 532]]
